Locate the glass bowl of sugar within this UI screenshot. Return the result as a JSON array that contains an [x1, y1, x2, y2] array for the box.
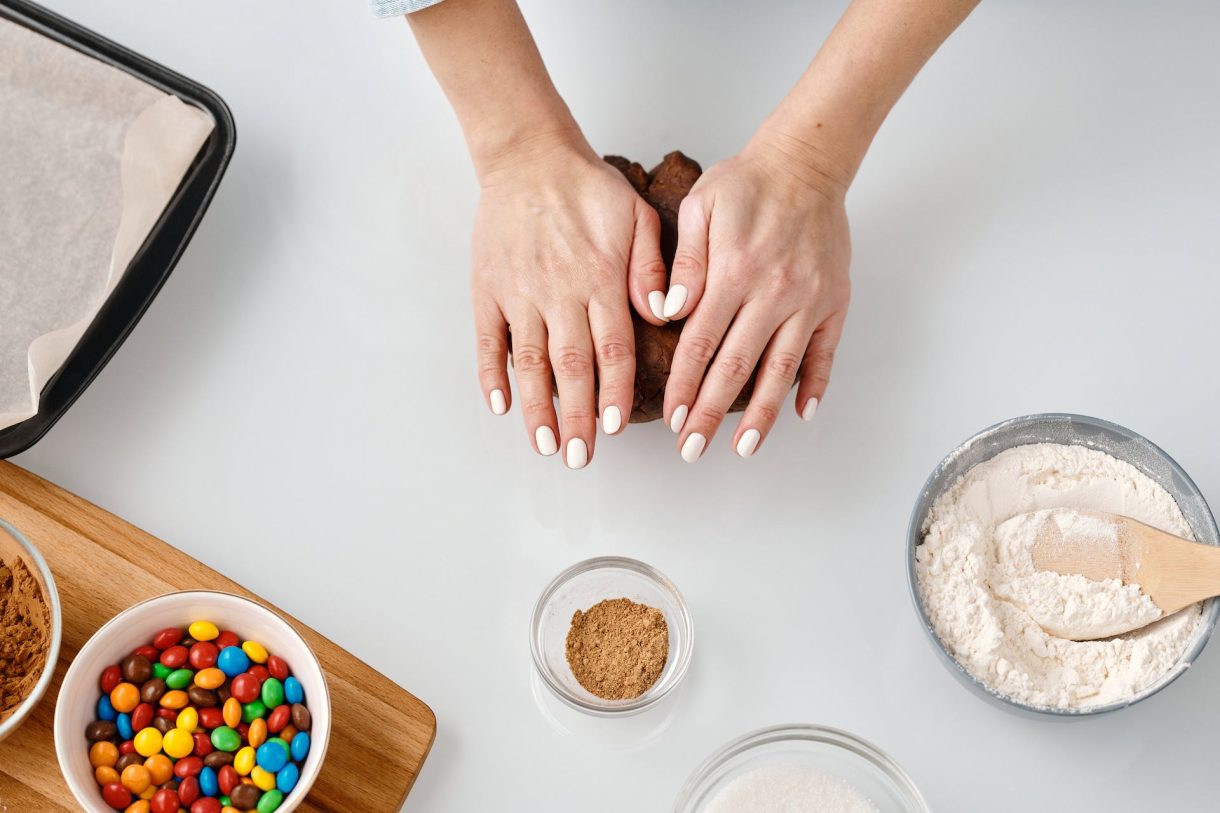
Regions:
[[674, 724, 928, 813], [530, 556, 693, 717]]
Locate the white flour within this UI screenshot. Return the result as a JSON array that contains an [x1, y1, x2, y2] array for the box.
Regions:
[[704, 765, 879, 813], [990, 509, 1163, 640], [916, 443, 1202, 710]]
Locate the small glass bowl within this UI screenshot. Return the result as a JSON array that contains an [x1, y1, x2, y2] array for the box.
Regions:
[[530, 556, 693, 716], [0, 517, 62, 743], [674, 724, 929, 813]]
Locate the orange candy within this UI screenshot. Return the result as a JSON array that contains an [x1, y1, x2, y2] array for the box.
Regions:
[[124, 801, 151, 813], [194, 667, 226, 690], [89, 740, 119, 768], [222, 697, 242, 729], [279, 724, 298, 743], [144, 754, 174, 785], [158, 689, 189, 710], [247, 718, 267, 749], [109, 682, 140, 713], [120, 764, 151, 794], [94, 766, 120, 786]]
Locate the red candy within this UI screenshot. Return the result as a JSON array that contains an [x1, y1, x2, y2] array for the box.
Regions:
[[248, 665, 270, 684], [192, 731, 213, 756], [237, 722, 250, 739], [230, 673, 259, 704], [189, 642, 219, 670], [133, 645, 159, 662], [191, 798, 222, 813], [131, 702, 153, 731], [151, 788, 180, 813], [199, 707, 225, 729], [152, 627, 183, 650], [267, 655, 289, 681], [159, 645, 188, 668], [215, 630, 239, 650], [178, 775, 200, 806], [217, 765, 239, 795], [118, 740, 135, 755], [174, 756, 203, 778], [101, 782, 131, 809], [156, 708, 178, 720], [267, 705, 290, 734], [100, 665, 122, 694]]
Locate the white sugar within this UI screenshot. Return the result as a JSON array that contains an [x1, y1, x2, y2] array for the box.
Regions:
[[704, 764, 880, 813]]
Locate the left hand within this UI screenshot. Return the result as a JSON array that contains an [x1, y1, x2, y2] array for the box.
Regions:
[[650, 130, 852, 461]]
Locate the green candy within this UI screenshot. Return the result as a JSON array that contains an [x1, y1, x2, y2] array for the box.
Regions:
[[220, 797, 231, 808], [210, 725, 241, 752], [152, 663, 172, 680], [165, 668, 195, 690], [260, 677, 285, 708], [257, 789, 284, 813], [242, 699, 267, 724]]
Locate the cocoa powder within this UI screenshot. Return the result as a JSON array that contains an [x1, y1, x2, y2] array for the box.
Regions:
[[565, 598, 668, 701], [0, 556, 51, 722]]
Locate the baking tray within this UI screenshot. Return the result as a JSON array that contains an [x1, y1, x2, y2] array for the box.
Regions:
[[0, 0, 235, 458]]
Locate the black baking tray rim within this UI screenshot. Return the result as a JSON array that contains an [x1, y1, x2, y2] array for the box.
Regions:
[[0, 0, 235, 458]]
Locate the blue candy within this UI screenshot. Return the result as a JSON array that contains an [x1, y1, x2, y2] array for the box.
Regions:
[[216, 646, 250, 678], [276, 762, 300, 793], [283, 676, 304, 705], [290, 732, 310, 762], [199, 766, 219, 797], [115, 712, 133, 740], [256, 741, 288, 773], [96, 695, 117, 722]]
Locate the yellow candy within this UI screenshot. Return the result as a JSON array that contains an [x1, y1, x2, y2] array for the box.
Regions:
[[195, 667, 226, 690], [247, 718, 267, 749], [250, 766, 276, 792], [132, 728, 163, 758], [138, 787, 155, 801], [223, 697, 242, 728], [159, 690, 189, 710], [188, 620, 220, 641], [241, 640, 268, 664], [162, 727, 194, 759], [176, 707, 199, 732], [233, 745, 256, 776], [95, 766, 120, 786]]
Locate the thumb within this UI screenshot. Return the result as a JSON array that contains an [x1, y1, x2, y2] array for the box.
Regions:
[[664, 192, 710, 321], [627, 202, 669, 326]]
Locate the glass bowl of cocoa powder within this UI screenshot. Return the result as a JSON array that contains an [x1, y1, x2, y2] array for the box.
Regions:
[[531, 556, 693, 716], [0, 517, 62, 742]]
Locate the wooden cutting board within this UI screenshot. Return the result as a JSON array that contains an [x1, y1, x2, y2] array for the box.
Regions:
[[0, 461, 435, 811]]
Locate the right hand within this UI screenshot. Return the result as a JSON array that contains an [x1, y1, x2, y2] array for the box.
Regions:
[[471, 136, 668, 468]]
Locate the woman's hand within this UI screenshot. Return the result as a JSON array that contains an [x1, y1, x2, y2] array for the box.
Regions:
[[655, 130, 852, 462], [473, 137, 668, 468]]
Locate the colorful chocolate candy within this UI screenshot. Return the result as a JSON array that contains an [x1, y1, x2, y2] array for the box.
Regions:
[[85, 622, 312, 812]]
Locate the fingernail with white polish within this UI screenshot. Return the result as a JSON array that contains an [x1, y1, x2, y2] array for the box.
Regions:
[[489, 389, 507, 415], [662, 284, 688, 319], [603, 406, 623, 435], [736, 428, 761, 458], [670, 404, 689, 434], [535, 426, 558, 456], [802, 397, 820, 422], [648, 290, 667, 322], [681, 432, 706, 463], [566, 438, 589, 469]]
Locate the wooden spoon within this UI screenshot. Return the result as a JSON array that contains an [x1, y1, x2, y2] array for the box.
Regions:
[[1026, 508, 1220, 636]]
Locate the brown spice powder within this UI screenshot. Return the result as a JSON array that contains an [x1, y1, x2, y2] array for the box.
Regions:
[[0, 556, 51, 722], [565, 597, 668, 701]]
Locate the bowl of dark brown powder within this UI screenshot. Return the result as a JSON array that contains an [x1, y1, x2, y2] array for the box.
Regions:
[[530, 556, 693, 716], [0, 517, 61, 742]]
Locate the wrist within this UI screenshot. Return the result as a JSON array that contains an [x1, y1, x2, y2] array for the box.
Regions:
[[468, 107, 595, 187], [743, 121, 856, 203]]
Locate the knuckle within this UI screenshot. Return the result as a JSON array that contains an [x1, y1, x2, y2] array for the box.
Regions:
[[806, 346, 837, 370], [596, 336, 634, 366], [695, 405, 725, 426], [555, 347, 594, 378], [681, 332, 720, 367], [715, 352, 755, 385], [561, 407, 595, 425], [634, 258, 668, 279], [751, 402, 780, 427], [671, 250, 704, 277], [512, 344, 550, 375], [476, 332, 505, 356], [521, 397, 555, 416], [765, 351, 802, 381]]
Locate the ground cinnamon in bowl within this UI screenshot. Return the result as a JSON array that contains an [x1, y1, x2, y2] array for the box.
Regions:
[[565, 598, 669, 701], [0, 556, 51, 723]]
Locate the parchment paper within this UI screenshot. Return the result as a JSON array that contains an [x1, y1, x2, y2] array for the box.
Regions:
[[0, 17, 215, 430]]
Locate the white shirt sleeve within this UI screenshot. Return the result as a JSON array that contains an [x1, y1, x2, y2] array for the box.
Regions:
[[370, 0, 445, 17]]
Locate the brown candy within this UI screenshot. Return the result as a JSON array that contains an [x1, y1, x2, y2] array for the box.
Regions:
[[85, 720, 118, 742], [229, 784, 261, 809], [140, 678, 167, 704], [115, 753, 143, 773], [153, 716, 175, 734], [215, 684, 231, 704], [187, 686, 218, 708], [203, 751, 234, 769], [121, 654, 152, 684], [160, 780, 179, 792], [290, 703, 310, 731]]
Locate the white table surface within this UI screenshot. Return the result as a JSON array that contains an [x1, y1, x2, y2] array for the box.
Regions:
[[17, 1, 1220, 809]]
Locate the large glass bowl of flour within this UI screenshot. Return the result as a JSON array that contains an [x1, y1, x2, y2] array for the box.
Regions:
[[673, 724, 928, 812], [908, 413, 1220, 717]]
